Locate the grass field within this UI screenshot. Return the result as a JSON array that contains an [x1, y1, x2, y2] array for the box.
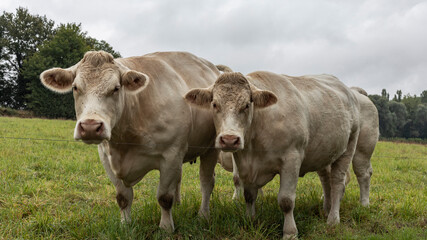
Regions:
[[0, 117, 426, 239]]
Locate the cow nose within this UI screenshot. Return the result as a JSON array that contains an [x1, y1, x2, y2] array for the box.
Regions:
[[78, 119, 104, 138], [219, 134, 240, 148]]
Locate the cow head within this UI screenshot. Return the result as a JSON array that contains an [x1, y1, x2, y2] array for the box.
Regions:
[[40, 51, 150, 144], [185, 72, 277, 152]]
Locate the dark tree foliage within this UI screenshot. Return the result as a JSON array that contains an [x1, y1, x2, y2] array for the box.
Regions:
[[393, 90, 402, 102], [369, 90, 426, 139], [413, 104, 426, 138], [421, 91, 427, 104], [23, 23, 121, 119], [388, 101, 407, 137], [0, 7, 55, 108], [369, 95, 396, 137]]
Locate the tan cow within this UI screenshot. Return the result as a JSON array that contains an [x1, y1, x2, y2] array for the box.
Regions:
[[185, 71, 378, 239], [350, 87, 378, 206], [40, 51, 222, 232]]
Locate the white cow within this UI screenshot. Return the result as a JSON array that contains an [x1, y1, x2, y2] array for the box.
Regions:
[[185, 71, 378, 239], [40, 51, 222, 232]]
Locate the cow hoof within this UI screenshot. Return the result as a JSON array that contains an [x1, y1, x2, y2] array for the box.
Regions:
[[283, 233, 298, 240], [327, 215, 340, 226], [120, 215, 131, 224], [198, 210, 210, 219], [159, 222, 174, 233], [361, 200, 370, 207]]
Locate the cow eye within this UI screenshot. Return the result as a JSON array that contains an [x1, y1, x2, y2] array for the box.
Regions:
[[212, 102, 220, 111], [240, 103, 250, 113], [114, 86, 120, 92], [72, 85, 78, 92]]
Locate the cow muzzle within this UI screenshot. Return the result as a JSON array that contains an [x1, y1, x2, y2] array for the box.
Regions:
[[217, 134, 243, 152], [74, 119, 109, 144]]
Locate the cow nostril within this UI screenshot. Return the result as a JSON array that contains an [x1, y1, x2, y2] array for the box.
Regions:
[[96, 122, 103, 134], [233, 137, 240, 146], [79, 122, 86, 135]]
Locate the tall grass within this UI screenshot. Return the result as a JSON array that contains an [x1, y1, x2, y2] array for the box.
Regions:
[[0, 117, 426, 239]]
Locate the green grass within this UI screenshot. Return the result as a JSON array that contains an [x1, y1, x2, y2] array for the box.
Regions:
[[0, 116, 426, 239]]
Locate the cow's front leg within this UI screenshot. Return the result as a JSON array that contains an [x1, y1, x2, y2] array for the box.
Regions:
[[174, 176, 182, 205], [278, 150, 302, 240], [157, 157, 183, 232], [244, 187, 258, 218], [232, 155, 243, 200], [98, 143, 133, 222], [198, 149, 218, 218]]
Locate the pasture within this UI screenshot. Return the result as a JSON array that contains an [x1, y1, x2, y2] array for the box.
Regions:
[[0, 117, 426, 239]]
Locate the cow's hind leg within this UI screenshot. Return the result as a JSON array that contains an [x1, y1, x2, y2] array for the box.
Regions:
[[98, 143, 133, 222], [244, 186, 258, 218], [352, 148, 373, 207], [317, 166, 332, 216], [327, 131, 359, 225], [198, 149, 218, 218]]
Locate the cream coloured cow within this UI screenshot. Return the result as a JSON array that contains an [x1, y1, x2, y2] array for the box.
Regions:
[[185, 71, 378, 239], [40, 51, 222, 232]]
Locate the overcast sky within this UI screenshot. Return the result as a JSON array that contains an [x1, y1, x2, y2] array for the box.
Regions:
[[2, 0, 426, 96]]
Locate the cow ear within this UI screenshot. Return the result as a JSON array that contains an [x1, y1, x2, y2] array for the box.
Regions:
[[40, 68, 75, 93], [184, 87, 213, 109], [121, 70, 150, 94], [252, 89, 278, 108]]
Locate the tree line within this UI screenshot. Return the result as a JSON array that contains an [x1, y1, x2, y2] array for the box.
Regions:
[[1, 8, 425, 138], [368, 90, 426, 139], [0, 7, 120, 118]]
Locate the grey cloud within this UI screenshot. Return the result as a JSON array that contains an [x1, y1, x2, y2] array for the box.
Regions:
[[1, 0, 426, 95]]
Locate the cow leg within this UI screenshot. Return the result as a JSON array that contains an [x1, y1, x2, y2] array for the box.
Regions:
[[244, 187, 258, 218], [317, 166, 332, 216], [175, 177, 182, 205], [352, 149, 373, 207], [98, 143, 133, 222], [327, 131, 359, 225], [198, 149, 218, 218], [232, 155, 242, 200], [157, 148, 185, 232], [278, 150, 302, 240]]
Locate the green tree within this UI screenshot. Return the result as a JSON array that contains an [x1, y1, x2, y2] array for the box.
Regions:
[[402, 94, 421, 117], [23, 23, 120, 119], [381, 89, 389, 101], [369, 94, 395, 137], [86, 38, 121, 58], [388, 101, 408, 137], [413, 104, 427, 138], [392, 90, 402, 102], [0, 7, 54, 108], [421, 90, 427, 104]]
